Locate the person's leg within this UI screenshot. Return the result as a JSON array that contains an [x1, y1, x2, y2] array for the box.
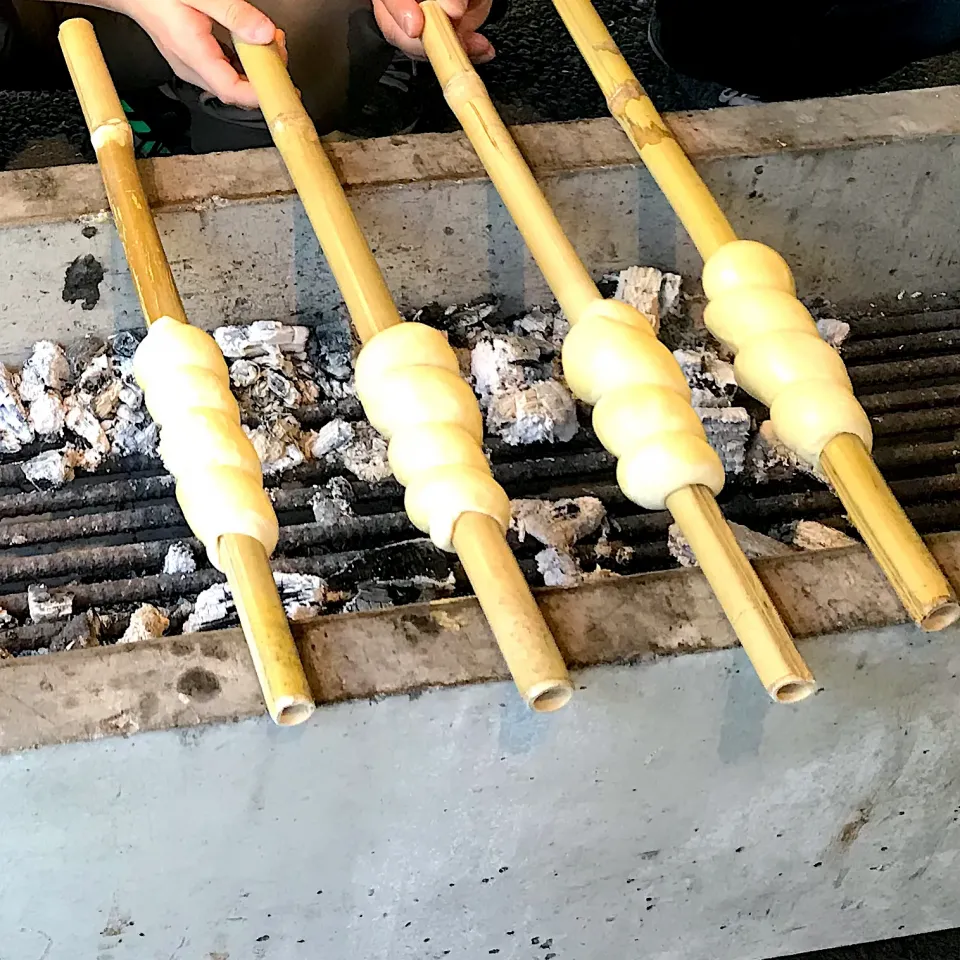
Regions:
[[651, 0, 960, 102]]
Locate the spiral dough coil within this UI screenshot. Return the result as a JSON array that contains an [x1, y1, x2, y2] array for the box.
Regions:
[[355, 323, 511, 551], [561, 299, 725, 510], [702, 240, 872, 466], [133, 316, 279, 571]]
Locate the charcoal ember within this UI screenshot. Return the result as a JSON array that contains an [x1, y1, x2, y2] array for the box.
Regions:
[[28, 584, 74, 623], [183, 583, 233, 633], [214, 320, 309, 359], [674, 349, 737, 407], [614, 266, 664, 333], [338, 422, 391, 481], [415, 299, 499, 347], [698, 407, 751, 475], [229, 358, 261, 388], [118, 604, 169, 644], [486, 379, 579, 445], [745, 420, 818, 484], [21, 448, 81, 487], [49, 611, 101, 652], [118, 383, 144, 410], [816, 317, 851, 349], [109, 330, 142, 358], [311, 476, 355, 526], [77, 352, 111, 391], [264, 369, 301, 408], [512, 306, 569, 350], [0, 363, 34, 453], [19, 341, 71, 402], [313, 333, 355, 381], [67, 335, 106, 381], [275, 572, 328, 622], [343, 583, 395, 613], [257, 344, 297, 375], [93, 379, 123, 419], [111, 418, 159, 458], [471, 335, 551, 406], [245, 416, 305, 476], [0, 607, 16, 629], [163, 541, 197, 576], [536, 546, 582, 587], [306, 418, 354, 460], [668, 521, 795, 568], [28, 391, 66, 437], [783, 520, 858, 551], [64, 394, 110, 465], [327, 539, 453, 594], [511, 496, 606, 549]]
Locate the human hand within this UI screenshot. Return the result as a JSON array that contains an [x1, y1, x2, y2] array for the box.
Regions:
[[373, 0, 496, 63], [109, 0, 282, 107]]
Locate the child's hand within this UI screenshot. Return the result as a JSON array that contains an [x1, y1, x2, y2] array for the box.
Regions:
[[373, 0, 496, 63], [111, 0, 283, 107]]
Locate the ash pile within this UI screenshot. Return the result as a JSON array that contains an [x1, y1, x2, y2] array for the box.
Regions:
[[0, 268, 862, 657]]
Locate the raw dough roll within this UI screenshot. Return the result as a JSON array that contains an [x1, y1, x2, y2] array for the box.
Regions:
[[562, 299, 725, 509], [703, 240, 872, 465], [134, 316, 279, 571], [355, 322, 511, 551]]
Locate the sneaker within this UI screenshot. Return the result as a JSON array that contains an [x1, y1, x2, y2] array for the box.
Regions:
[[717, 87, 764, 107], [342, 52, 424, 139], [119, 87, 191, 158]]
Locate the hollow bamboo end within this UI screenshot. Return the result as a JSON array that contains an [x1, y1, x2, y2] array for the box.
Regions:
[[526, 678, 575, 713], [820, 433, 959, 632], [665, 485, 815, 704], [219, 534, 315, 726], [452, 512, 572, 712]]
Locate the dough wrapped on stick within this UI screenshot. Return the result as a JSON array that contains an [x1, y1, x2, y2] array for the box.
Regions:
[[232, 37, 573, 712], [548, 0, 958, 632], [58, 18, 314, 726], [418, 0, 814, 702]]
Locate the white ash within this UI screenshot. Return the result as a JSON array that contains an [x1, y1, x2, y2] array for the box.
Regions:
[[214, 320, 309, 359], [471, 335, 552, 407], [0, 607, 16, 629], [698, 407, 751, 475], [264, 369, 301, 408], [76, 352, 111, 392], [163, 541, 197, 576], [338, 422, 392, 482], [785, 520, 858, 552], [229, 358, 260, 388], [118, 604, 169, 644], [64, 395, 110, 460], [511, 306, 569, 350], [28, 584, 74, 623], [415, 300, 500, 347], [745, 420, 818, 484], [111, 420, 158, 458], [511, 497, 606, 549], [28, 391, 66, 437], [668, 521, 796, 568], [245, 416, 305, 476], [0, 363, 34, 453], [185, 572, 327, 631], [19, 341, 71, 401], [536, 546, 583, 588], [816, 317, 850, 349], [118, 383, 143, 410], [486, 379, 579, 446], [92, 379, 123, 419], [307, 418, 355, 460], [21, 448, 81, 487]]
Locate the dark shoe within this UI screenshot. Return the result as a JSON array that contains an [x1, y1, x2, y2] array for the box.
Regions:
[[119, 87, 191, 158], [341, 52, 425, 139]]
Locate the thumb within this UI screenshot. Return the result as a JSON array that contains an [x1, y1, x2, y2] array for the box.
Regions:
[[194, 0, 277, 44]]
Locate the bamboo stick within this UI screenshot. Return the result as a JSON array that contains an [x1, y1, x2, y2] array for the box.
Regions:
[[549, 0, 959, 632], [419, 1, 814, 702], [234, 38, 572, 712], [59, 18, 315, 726]]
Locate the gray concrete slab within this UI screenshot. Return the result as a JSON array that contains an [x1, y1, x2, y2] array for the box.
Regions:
[[2, 621, 960, 959]]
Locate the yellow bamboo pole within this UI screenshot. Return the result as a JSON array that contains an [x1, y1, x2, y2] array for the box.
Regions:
[[419, 2, 814, 702], [549, 0, 959, 632], [234, 38, 572, 712], [59, 18, 315, 726]]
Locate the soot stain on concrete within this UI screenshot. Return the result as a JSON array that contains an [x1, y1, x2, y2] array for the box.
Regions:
[[176, 667, 221, 702], [62, 254, 104, 310]]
